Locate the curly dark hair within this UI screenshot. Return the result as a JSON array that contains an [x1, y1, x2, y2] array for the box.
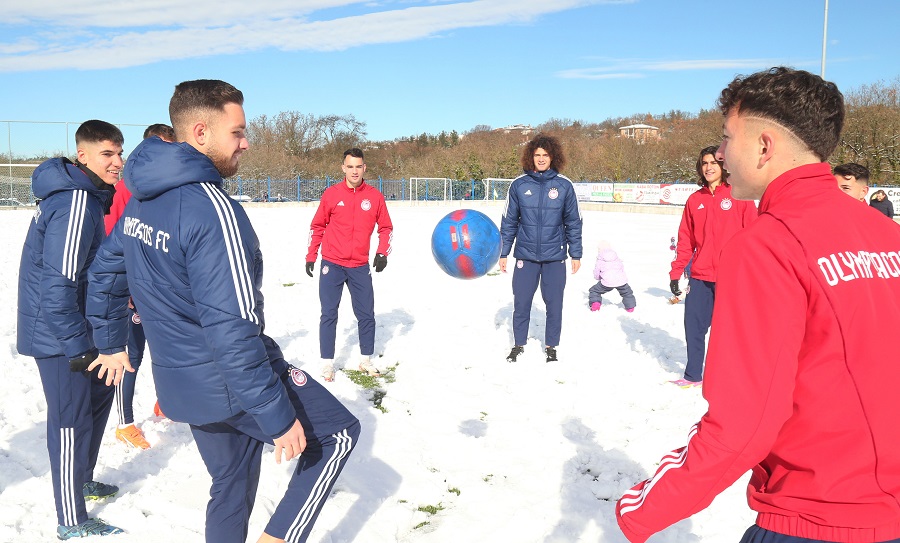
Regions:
[[695, 145, 727, 187], [717, 67, 844, 161], [521, 133, 566, 173]]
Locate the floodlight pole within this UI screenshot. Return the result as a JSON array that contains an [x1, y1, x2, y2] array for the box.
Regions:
[[821, 0, 829, 78]]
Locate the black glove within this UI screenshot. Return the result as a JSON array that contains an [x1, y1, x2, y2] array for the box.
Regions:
[[669, 279, 682, 297], [373, 253, 387, 273], [305, 261, 315, 277], [70, 350, 98, 373]]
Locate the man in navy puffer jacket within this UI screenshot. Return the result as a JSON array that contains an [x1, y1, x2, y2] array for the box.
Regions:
[[499, 133, 583, 363], [86, 80, 359, 543], [17, 120, 125, 538]]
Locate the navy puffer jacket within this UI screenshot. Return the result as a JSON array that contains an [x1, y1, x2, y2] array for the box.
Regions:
[[17, 159, 112, 359], [87, 138, 303, 438], [500, 169, 583, 262]]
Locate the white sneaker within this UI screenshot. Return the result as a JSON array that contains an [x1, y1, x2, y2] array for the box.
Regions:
[[321, 359, 335, 382], [359, 356, 381, 377]]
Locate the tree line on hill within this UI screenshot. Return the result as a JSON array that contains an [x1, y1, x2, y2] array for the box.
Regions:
[[238, 77, 900, 184], [5, 77, 898, 184]]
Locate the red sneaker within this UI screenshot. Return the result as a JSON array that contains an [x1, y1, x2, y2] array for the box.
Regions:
[[153, 401, 166, 418]]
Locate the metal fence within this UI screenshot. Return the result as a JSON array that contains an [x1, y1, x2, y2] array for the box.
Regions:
[[0, 164, 38, 205], [222, 177, 516, 202], [0, 166, 703, 208]]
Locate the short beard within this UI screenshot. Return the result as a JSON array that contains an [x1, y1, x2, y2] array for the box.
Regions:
[[208, 140, 240, 178], [212, 153, 239, 178]]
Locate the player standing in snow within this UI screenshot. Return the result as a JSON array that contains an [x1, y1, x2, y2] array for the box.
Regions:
[[668, 145, 756, 387], [499, 133, 583, 363], [86, 79, 360, 543], [17, 120, 124, 538], [305, 147, 394, 382], [617, 66, 900, 543]]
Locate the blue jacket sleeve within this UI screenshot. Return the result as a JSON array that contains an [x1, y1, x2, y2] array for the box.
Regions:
[[500, 180, 521, 258], [183, 199, 295, 438], [564, 185, 583, 259], [40, 192, 100, 359], [87, 226, 129, 354]]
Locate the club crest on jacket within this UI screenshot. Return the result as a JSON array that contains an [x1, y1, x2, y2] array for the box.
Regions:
[[290, 367, 308, 387], [720, 198, 733, 211]]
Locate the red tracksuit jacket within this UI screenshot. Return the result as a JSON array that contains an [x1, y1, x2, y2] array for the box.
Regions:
[[104, 181, 132, 235], [306, 180, 393, 267], [670, 183, 757, 282], [619, 163, 900, 542]]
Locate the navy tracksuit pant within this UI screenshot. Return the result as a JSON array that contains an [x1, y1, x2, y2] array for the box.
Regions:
[[189, 367, 359, 543], [511, 259, 566, 347], [740, 525, 900, 543], [116, 308, 146, 425], [36, 355, 116, 527], [318, 259, 375, 359], [683, 277, 716, 382]]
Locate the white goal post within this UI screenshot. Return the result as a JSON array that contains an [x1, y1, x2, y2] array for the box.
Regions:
[[408, 177, 452, 201], [483, 178, 514, 201]]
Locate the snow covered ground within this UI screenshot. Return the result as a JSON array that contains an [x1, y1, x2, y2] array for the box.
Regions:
[[0, 203, 756, 542]]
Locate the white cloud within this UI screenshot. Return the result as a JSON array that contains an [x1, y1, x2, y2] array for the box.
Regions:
[[555, 68, 644, 80], [3, 0, 352, 28], [556, 58, 819, 80], [0, 0, 632, 72]]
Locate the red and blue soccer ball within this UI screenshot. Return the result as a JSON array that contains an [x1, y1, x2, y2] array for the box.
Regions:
[[431, 209, 501, 279]]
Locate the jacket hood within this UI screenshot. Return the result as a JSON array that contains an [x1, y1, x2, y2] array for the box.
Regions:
[[598, 248, 620, 262], [32, 158, 114, 203], [525, 168, 559, 183], [124, 137, 223, 201]]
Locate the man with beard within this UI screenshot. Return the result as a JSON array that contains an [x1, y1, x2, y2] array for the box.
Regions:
[[87, 80, 360, 543]]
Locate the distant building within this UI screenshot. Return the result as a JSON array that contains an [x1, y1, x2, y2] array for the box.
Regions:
[[494, 124, 535, 136], [618, 123, 660, 142]]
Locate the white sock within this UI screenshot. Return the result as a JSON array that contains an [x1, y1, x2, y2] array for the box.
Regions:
[[118, 423, 135, 430], [321, 358, 334, 367], [360, 355, 371, 365]]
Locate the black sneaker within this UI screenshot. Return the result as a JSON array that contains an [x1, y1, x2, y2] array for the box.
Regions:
[[545, 347, 558, 363], [506, 346, 524, 363]]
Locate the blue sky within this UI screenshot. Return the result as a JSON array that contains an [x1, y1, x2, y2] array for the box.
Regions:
[[1, 0, 898, 158]]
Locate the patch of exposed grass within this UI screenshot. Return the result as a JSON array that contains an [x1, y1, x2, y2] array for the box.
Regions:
[[414, 521, 430, 530], [342, 364, 397, 413], [448, 487, 460, 496], [417, 503, 444, 515], [282, 282, 296, 287]]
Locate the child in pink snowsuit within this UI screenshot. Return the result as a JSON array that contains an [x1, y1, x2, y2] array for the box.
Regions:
[[589, 242, 636, 312]]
